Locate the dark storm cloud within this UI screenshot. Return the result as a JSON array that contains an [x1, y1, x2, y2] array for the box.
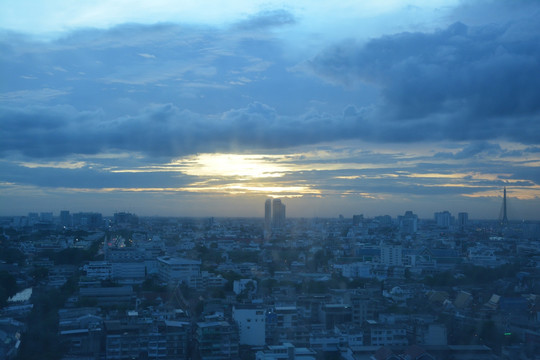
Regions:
[[2, 5, 540, 162], [0, 102, 366, 158], [0, 105, 106, 157], [309, 18, 540, 144]]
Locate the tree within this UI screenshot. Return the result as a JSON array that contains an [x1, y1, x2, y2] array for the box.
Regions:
[[0, 247, 26, 264], [0, 271, 17, 307], [30, 267, 49, 282]]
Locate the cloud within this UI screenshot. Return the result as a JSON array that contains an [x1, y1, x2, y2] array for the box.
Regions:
[[234, 9, 296, 30], [0, 88, 69, 103], [137, 53, 156, 59], [2, 4, 540, 162], [0, 102, 364, 158], [309, 16, 540, 144], [434, 142, 503, 159]]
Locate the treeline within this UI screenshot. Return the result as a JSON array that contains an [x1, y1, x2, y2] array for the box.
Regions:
[[38, 239, 102, 265], [16, 281, 77, 360], [0, 271, 17, 307], [424, 262, 522, 287]]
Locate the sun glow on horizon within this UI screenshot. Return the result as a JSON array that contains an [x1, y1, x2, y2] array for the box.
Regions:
[[173, 153, 289, 179]]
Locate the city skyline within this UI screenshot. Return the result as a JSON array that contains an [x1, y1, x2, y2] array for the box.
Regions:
[[1, 195, 524, 223], [1, 1, 540, 220]]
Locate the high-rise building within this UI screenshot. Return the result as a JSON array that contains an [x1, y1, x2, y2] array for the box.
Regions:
[[272, 199, 286, 229], [399, 211, 418, 234], [72, 212, 103, 228], [264, 199, 272, 239], [434, 211, 453, 228], [380, 244, 403, 266], [457, 212, 468, 229], [40, 212, 53, 222], [60, 210, 72, 227], [352, 214, 364, 226], [113, 212, 139, 226]]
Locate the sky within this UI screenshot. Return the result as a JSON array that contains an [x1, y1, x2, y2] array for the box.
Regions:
[[1, 0, 540, 220]]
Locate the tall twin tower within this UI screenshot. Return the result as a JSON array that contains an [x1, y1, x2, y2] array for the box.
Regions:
[[264, 198, 286, 238]]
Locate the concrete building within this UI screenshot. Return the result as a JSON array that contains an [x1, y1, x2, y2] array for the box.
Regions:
[[256, 343, 316, 360], [272, 199, 286, 229], [105, 319, 167, 360], [266, 306, 298, 345], [72, 212, 103, 228], [60, 210, 72, 227], [58, 308, 103, 359], [434, 211, 453, 228], [380, 245, 403, 266], [232, 305, 266, 346], [399, 211, 417, 234], [458, 212, 468, 229], [105, 247, 147, 281], [363, 320, 408, 347], [157, 256, 201, 288], [196, 321, 239, 360], [265, 199, 272, 239], [79, 286, 134, 306], [84, 261, 112, 280], [320, 304, 352, 330]]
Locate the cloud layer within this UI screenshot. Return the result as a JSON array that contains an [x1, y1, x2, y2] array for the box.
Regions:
[[310, 19, 540, 144], [1, 1, 540, 218]]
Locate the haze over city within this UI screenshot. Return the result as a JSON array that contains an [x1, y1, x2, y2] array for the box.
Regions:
[[1, 0, 540, 219]]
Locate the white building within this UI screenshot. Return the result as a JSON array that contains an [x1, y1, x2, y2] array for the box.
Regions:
[[467, 246, 501, 267], [232, 306, 266, 346], [380, 245, 403, 266], [157, 256, 201, 288]]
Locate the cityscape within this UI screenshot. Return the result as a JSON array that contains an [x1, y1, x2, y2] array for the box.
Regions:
[[1, 191, 540, 359], [2, 0, 540, 359]]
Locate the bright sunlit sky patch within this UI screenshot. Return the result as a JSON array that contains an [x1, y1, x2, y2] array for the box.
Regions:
[[1, 0, 540, 219]]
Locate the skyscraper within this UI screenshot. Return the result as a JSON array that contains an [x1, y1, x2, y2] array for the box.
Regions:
[[434, 211, 452, 228], [272, 198, 286, 229], [458, 212, 468, 229], [264, 199, 272, 239], [399, 210, 418, 234], [60, 210, 71, 227]]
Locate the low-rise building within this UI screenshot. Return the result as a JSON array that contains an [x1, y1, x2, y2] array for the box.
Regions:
[[157, 256, 201, 288], [195, 320, 239, 360]]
